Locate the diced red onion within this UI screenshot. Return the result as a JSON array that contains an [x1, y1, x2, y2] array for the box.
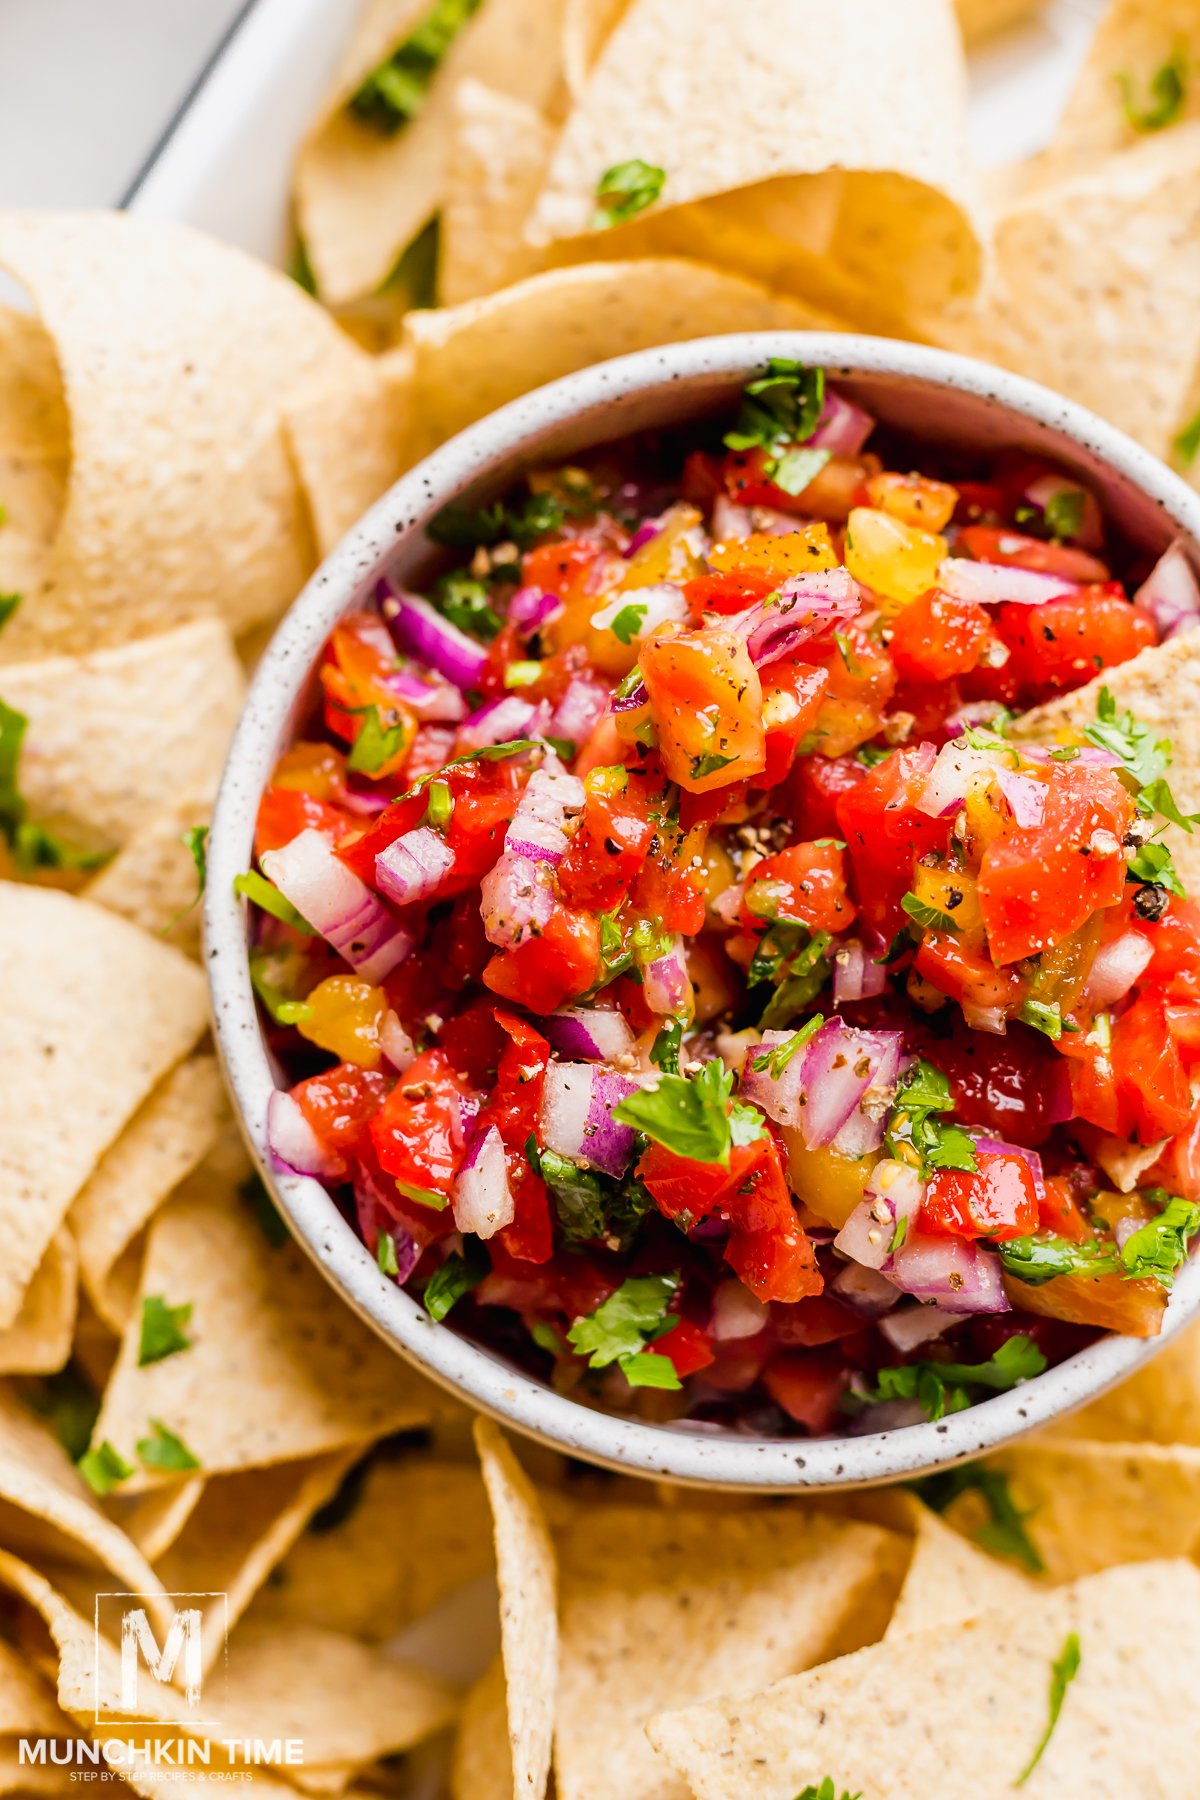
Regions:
[[878, 1302, 960, 1353], [834, 1160, 924, 1271], [728, 570, 861, 668], [995, 766, 1046, 828], [542, 1006, 635, 1061], [457, 695, 543, 751], [797, 1020, 906, 1155], [971, 1138, 1046, 1205], [550, 674, 608, 747], [375, 826, 455, 907], [540, 1062, 641, 1177], [508, 585, 563, 635], [642, 934, 692, 1016], [1083, 931, 1153, 1009], [260, 829, 413, 982], [382, 588, 490, 689], [266, 1089, 337, 1179], [808, 386, 875, 457], [712, 495, 754, 539], [504, 766, 586, 864], [1134, 540, 1200, 641], [480, 853, 554, 949], [452, 1124, 515, 1239], [624, 516, 665, 557], [381, 1010, 417, 1073], [1022, 475, 1103, 551], [610, 678, 648, 715], [711, 1279, 770, 1341], [354, 1172, 421, 1281], [340, 780, 396, 816], [891, 1234, 1011, 1314], [591, 582, 688, 639], [1020, 743, 1123, 773], [383, 667, 466, 722], [830, 1260, 898, 1318], [938, 558, 1078, 607], [916, 743, 1002, 819], [833, 937, 887, 1004]]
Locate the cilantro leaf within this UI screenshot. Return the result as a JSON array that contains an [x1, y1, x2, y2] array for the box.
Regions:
[[1015, 1632, 1081, 1786], [432, 571, 501, 640], [538, 1150, 651, 1250], [0, 593, 19, 633], [856, 1335, 1047, 1422], [592, 159, 667, 228], [1118, 49, 1187, 132], [233, 870, 316, 934], [1127, 835, 1184, 899], [912, 1464, 1045, 1575], [998, 1234, 1117, 1286], [566, 1273, 680, 1386], [136, 1419, 200, 1473], [77, 1440, 134, 1497], [423, 1248, 485, 1321], [1042, 488, 1086, 541], [609, 601, 648, 645], [901, 891, 959, 935], [771, 445, 831, 498], [649, 1014, 684, 1074], [616, 1350, 682, 1390], [0, 697, 109, 873], [750, 922, 833, 1028], [613, 1059, 755, 1166], [348, 704, 408, 775], [182, 824, 209, 897], [376, 1231, 400, 1276], [750, 1014, 825, 1077], [1118, 1191, 1200, 1290], [855, 743, 894, 769], [884, 1058, 977, 1177], [793, 1783, 862, 1800], [427, 491, 576, 551], [1020, 999, 1066, 1040], [725, 362, 826, 486], [349, 0, 484, 133], [137, 1297, 193, 1367], [690, 750, 737, 781]]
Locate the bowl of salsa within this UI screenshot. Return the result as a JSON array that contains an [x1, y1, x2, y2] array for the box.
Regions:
[[206, 332, 1200, 1488]]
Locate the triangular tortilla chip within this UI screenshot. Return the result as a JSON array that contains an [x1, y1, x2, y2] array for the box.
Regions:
[[0, 619, 244, 854], [1051, 0, 1200, 162], [402, 258, 837, 456], [1055, 1313, 1200, 1443], [562, 0, 628, 95], [526, 0, 983, 312], [284, 353, 411, 558], [69, 1055, 225, 1333], [0, 885, 208, 1329], [554, 1503, 906, 1800], [117, 1476, 206, 1563], [440, 82, 555, 305], [884, 1503, 1033, 1638], [474, 1420, 556, 1800], [84, 789, 213, 957], [90, 1153, 434, 1488], [451, 1654, 509, 1800], [0, 308, 68, 623], [927, 122, 1200, 462], [295, 0, 570, 305], [0, 212, 372, 658], [0, 1233, 76, 1378], [1014, 634, 1200, 895], [0, 1637, 72, 1739], [955, 0, 1046, 41], [648, 1560, 1200, 1799]]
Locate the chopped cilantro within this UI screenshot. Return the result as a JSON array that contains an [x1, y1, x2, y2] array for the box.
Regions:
[[609, 601, 648, 645], [793, 1784, 862, 1800], [376, 1231, 400, 1277], [0, 593, 19, 633], [615, 1350, 682, 1389], [690, 750, 737, 781], [884, 1059, 977, 1177], [233, 870, 316, 934], [432, 571, 501, 640], [399, 739, 540, 800], [176, 823, 209, 918], [1015, 1632, 1081, 1786], [749, 921, 833, 1028], [1127, 835, 1184, 899], [889, 1213, 909, 1256], [0, 697, 109, 872], [1118, 49, 1187, 132], [913, 1463, 1045, 1575], [591, 159, 667, 228], [613, 1058, 761, 1167], [349, 0, 483, 133], [772, 444, 831, 498], [423, 1248, 485, 1322], [725, 361, 826, 492], [427, 490, 577, 551], [541, 1151, 652, 1250], [1020, 999, 1066, 1040], [275, 1000, 312, 1025], [77, 1440, 134, 1497], [998, 1234, 1117, 1286], [566, 1272, 681, 1388], [901, 891, 960, 936], [531, 1321, 567, 1356], [876, 924, 915, 966], [546, 735, 576, 760], [1046, 744, 1081, 761], [855, 1335, 1046, 1422], [249, 944, 313, 1027], [751, 1014, 824, 1077], [136, 1419, 200, 1473], [1175, 410, 1200, 469], [1042, 488, 1086, 541], [347, 704, 408, 775], [137, 1297, 193, 1367], [425, 778, 453, 830], [1085, 687, 1196, 819], [855, 743, 894, 769], [649, 1014, 685, 1074], [1119, 1190, 1200, 1290]]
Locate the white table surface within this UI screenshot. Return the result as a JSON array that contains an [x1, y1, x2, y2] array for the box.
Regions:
[[0, 0, 250, 208]]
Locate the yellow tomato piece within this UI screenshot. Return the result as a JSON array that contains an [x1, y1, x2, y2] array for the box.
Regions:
[[784, 1136, 879, 1228], [708, 525, 837, 579], [620, 502, 705, 590], [297, 975, 386, 1071], [845, 507, 947, 610], [865, 471, 959, 533], [911, 863, 983, 941], [1001, 1267, 1165, 1336], [639, 628, 765, 794], [272, 742, 346, 798]]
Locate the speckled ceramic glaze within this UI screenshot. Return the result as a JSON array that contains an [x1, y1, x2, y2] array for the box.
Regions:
[[206, 332, 1200, 1490]]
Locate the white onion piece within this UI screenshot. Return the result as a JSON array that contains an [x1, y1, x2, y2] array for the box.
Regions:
[[380, 1010, 417, 1073], [643, 934, 693, 1016], [962, 1002, 1008, 1036], [550, 674, 608, 746], [457, 695, 546, 751], [1091, 1131, 1168, 1194], [1084, 931, 1153, 1008], [834, 1160, 924, 1271], [711, 1280, 770, 1341], [830, 1260, 898, 1318], [1134, 540, 1200, 641], [878, 1303, 960, 1353], [916, 744, 1001, 819], [833, 938, 887, 1004], [938, 558, 1078, 607], [590, 583, 688, 640], [452, 1125, 515, 1240], [711, 495, 754, 539], [891, 1234, 1011, 1314], [266, 1089, 336, 1178], [375, 826, 454, 906], [540, 1063, 641, 1177], [260, 829, 413, 983]]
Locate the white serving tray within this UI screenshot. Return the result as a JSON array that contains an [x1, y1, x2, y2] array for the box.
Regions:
[[128, 0, 1111, 263]]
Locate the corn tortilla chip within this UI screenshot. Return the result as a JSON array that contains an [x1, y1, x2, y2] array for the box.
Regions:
[[284, 354, 410, 558], [1051, 0, 1200, 162], [955, 0, 1046, 41], [0, 1233, 77, 1378], [648, 1559, 1200, 1799], [0, 885, 208, 1331], [474, 1420, 556, 1800], [1014, 634, 1200, 896], [117, 1476, 206, 1563], [295, 0, 570, 306], [0, 309, 68, 629], [451, 1655, 509, 1800], [950, 1437, 1200, 1582], [91, 1154, 434, 1488], [555, 1505, 906, 1800], [440, 83, 555, 305], [402, 259, 835, 457], [0, 212, 375, 657], [526, 0, 983, 311], [257, 1455, 494, 1642], [562, 0, 628, 95], [884, 1502, 1031, 1638], [1054, 1313, 1200, 1443], [0, 1637, 72, 1740], [84, 790, 213, 958], [0, 619, 244, 856], [927, 123, 1200, 463], [0, 1750, 77, 1798], [69, 1056, 225, 1333]]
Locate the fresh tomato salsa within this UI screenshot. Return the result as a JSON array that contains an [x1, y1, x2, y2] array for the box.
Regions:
[[242, 360, 1200, 1437]]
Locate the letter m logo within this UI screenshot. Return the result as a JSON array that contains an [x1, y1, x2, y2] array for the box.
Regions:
[[121, 1608, 204, 1710]]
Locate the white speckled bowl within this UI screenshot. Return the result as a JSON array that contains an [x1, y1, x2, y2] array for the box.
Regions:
[[206, 332, 1200, 1490]]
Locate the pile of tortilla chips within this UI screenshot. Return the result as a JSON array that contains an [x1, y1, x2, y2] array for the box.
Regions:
[[2, 0, 1200, 1793]]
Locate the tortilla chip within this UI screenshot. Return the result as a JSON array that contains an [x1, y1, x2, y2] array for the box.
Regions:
[[474, 1420, 556, 1800], [955, 0, 1046, 40], [117, 1476, 207, 1562], [90, 1152, 434, 1488], [0, 1234, 76, 1379], [403, 258, 836, 457], [257, 1455, 495, 1642], [554, 1505, 906, 1800], [647, 1559, 1200, 1799], [83, 790, 213, 957], [1055, 1313, 1200, 1443], [440, 82, 556, 305], [884, 1503, 1032, 1637], [1014, 634, 1200, 895], [69, 1056, 225, 1333], [0, 212, 377, 658], [0, 309, 68, 625], [562, 0, 628, 95], [1051, 0, 1200, 162], [0, 1638, 72, 1740], [0, 885, 208, 1330], [526, 0, 983, 312], [948, 1437, 1200, 1582], [284, 353, 411, 558], [927, 122, 1200, 463], [451, 1655, 509, 1800], [295, 0, 570, 306], [0, 619, 244, 856]]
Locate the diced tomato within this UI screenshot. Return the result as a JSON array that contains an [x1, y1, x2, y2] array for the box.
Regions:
[[754, 661, 829, 787], [628, 854, 707, 934], [762, 1348, 849, 1432], [772, 1293, 864, 1346], [637, 1138, 760, 1225], [368, 1047, 473, 1208], [741, 840, 857, 935], [977, 764, 1133, 964], [784, 752, 865, 840], [255, 786, 350, 858], [522, 536, 602, 596], [639, 627, 766, 793], [559, 775, 659, 912], [649, 1317, 716, 1378], [476, 1011, 555, 1265], [336, 791, 428, 883], [1039, 1175, 1092, 1242], [701, 1330, 772, 1393], [484, 906, 600, 1012], [723, 447, 865, 522], [804, 620, 896, 757], [887, 588, 992, 682], [957, 525, 1110, 585], [836, 746, 951, 937], [914, 934, 1024, 1016], [920, 1152, 1039, 1242], [680, 449, 726, 513], [921, 1024, 1071, 1148], [722, 1137, 824, 1304], [683, 568, 777, 617], [1112, 993, 1195, 1144], [992, 587, 1156, 697], [291, 1063, 391, 1180], [437, 1001, 508, 1089]]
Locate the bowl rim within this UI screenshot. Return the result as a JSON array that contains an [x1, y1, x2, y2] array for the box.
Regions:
[[206, 328, 1200, 1491]]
